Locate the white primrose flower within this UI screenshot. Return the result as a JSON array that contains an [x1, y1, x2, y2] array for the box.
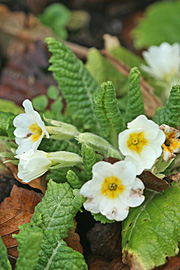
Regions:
[[80, 160, 145, 221], [17, 150, 52, 183], [141, 42, 180, 82], [13, 99, 49, 155], [17, 150, 83, 183], [118, 115, 165, 175]]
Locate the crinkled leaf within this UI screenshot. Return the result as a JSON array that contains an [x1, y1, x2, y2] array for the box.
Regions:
[[153, 85, 180, 127], [93, 81, 123, 146], [126, 67, 144, 122], [0, 236, 11, 270], [31, 180, 82, 238], [92, 213, 114, 224], [132, 1, 180, 49], [46, 37, 101, 134], [16, 232, 42, 270], [122, 182, 180, 270], [66, 170, 82, 189], [81, 144, 96, 179], [35, 230, 87, 270]]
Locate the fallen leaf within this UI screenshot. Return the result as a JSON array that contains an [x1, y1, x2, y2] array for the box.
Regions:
[[5, 162, 47, 193], [64, 220, 83, 254], [87, 222, 122, 260], [139, 171, 170, 192], [0, 185, 43, 260], [109, 257, 130, 270], [165, 172, 180, 184], [86, 255, 109, 270]]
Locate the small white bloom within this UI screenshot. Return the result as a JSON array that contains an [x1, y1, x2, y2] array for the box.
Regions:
[[141, 42, 180, 82], [17, 150, 52, 183], [80, 160, 145, 221], [118, 115, 165, 175], [13, 99, 49, 155]]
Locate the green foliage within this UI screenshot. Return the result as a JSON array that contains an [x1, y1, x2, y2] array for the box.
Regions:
[[38, 3, 70, 40], [16, 232, 42, 270], [51, 97, 63, 115], [122, 182, 180, 269], [0, 236, 11, 270], [93, 81, 123, 146], [0, 111, 15, 139], [81, 144, 96, 179], [32, 180, 83, 238], [66, 170, 82, 189], [39, 138, 81, 155], [153, 85, 180, 127], [126, 67, 144, 122], [0, 99, 22, 114], [47, 85, 59, 100], [92, 213, 114, 224], [132, 1, 180, 49], [86, 48, 125, 97], [35, 230, 87, 270], [46, 37, 101, 134], [32, 95, 48, 112]]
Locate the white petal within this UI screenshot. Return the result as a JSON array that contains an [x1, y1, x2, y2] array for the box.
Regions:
[[125, 156, 144, 175], [80, 179, 101, 198], [92, 161, 113, 177], [99, 197, 129, 221], [14, 127, 31, 138], [121, 178, 145, 207], [83, 196, 100, 214], [140, 146, 157, 169], [112, 160, 137, 185], [13, 113, 34, 128]]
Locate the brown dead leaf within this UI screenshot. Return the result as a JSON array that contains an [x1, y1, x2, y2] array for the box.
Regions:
[[87, 222, 122, 260], [139, 171, 170, 192], [165, 172, 180, 184], [0, 184, 43, 259], [86, 255, 109, 270], [64, 221, 83, 254], [5, 162, 47, 193], [109, 257, 130, 270]]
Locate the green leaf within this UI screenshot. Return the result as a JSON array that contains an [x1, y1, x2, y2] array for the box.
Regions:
[[126, 67, 144, 122], [0, 236, 11, 270], [122, 182, 180, 269], [51, 97, 63, 115], [86, 48, 125, 97], [46, 37, 101, 134], [81, 144, 96, 179], [16, 232, 42, 270], [0, 99, 23, 114], [47, 85, 59, 100], [0, 111, 15, 139], [35, 230, 87, 270], [66, 170, 82, 189], [32, 180, 82, 238], [38, 3, 70, 40], [153, 85, 180, 127], [132, 1, 180, 49], [39, 138, 81, 155], [32, 95, 48, 112], [92, 213, 114, 224], [93, 81, 123, 146]]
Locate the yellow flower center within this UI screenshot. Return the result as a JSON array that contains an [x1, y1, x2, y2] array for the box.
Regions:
[[127, 131, 148, 154], [101, 176, 125, 199], [163, 131, 180, 153], [29, 122, 43, 142]]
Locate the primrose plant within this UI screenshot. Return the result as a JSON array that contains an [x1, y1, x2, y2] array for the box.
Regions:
[[1, 38, 180, 270]]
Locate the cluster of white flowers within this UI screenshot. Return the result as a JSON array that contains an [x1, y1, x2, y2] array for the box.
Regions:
[[141, 42, 180, 97], [14, 100, 167, 222], [80, 115, 165, 221]]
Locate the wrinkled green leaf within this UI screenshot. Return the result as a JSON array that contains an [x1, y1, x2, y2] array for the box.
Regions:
[[122, 182, 180, 269], [132, 1, 180, 49], [0, 111, 15, 139], [81, 144, 96, 179], [32, 180, 83, 238], [46, 38, 101, 134], [92, 213, 114, 224], [66, 170, 82, 189], [153, 85, 180, 127], [0, 236, 11, 270], [16, 232, 42, 270], [35, 230, 87, 270]]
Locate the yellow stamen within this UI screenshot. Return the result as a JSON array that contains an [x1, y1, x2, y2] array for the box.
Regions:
[[163, 131, 180, 153], [29, 123, 43, 142], [127, 131, 148, 154], [101, 176, 125, 199]]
